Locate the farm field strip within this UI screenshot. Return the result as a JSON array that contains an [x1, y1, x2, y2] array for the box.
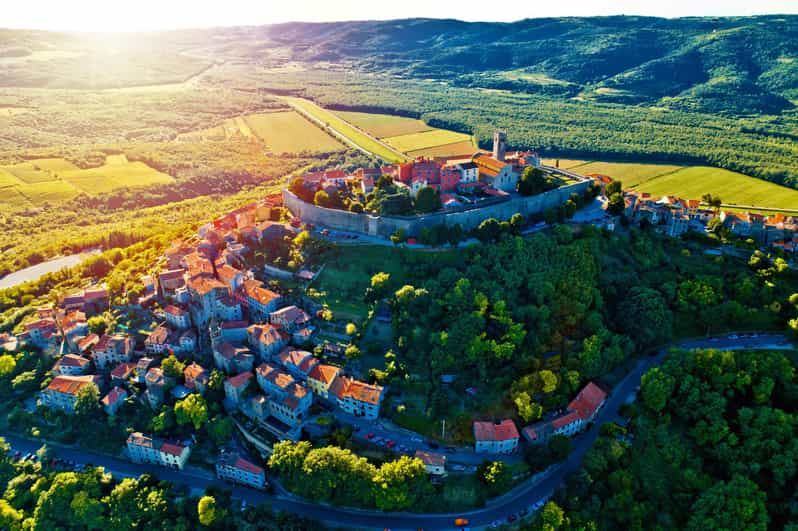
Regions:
[[242, 111, 345, 153], [407, 141, 479, 159], [543, 158, 798, 209], [382, 129, 473, 153], [332, 110, 432, 138], [279, 96, 408, 162]]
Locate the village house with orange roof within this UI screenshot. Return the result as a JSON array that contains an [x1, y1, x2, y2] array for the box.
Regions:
[[473, 419, 520, 454], [126, 432, 191, 470]]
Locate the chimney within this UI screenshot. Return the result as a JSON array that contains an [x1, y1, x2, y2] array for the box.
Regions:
[[492, 130, 507, 162]]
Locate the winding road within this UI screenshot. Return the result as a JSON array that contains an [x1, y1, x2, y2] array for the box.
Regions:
[[2, 333, 791, 530]]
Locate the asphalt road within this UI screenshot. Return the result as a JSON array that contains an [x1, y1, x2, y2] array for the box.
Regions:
[[2, 332, 791, 530]]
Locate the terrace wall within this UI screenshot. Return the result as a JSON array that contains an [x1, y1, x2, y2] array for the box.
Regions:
[[283, 179, 592, 238]]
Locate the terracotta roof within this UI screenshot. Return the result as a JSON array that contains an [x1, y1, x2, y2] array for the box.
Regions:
[[46, 375, 98, 396], [164, 305, 188, 316], [25, 318, 56, 331], [220, 320, 248, 329], [248, 324, 286, 345], [77, 334, 99, 351], [184, 362, 208, 383], [101, 386, 128, 406], [415, 450, 446, 466], [188, 277, 227, 297], [158, 269, 185, 281], [277, 348, 313, 368], [332, 376, 383, 405], [567, 382, 607, 421], [552, 411, 581, 429], [219, 451, 264, 475], [309, 364, 341, 385], [270, 305, 310, 326], [59, 354, 90, 367], [242, 280, 280, 306], [473, 419, 519, 442], [146, 326, 170, 345], [472, 153, 507, 173], [111, 361, 137, 379], [257, 363, 294, 389], [160, 442, 185, 456], [226, 371, 253, 388]]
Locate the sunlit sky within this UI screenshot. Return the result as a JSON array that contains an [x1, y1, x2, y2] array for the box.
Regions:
[[4, 0, 798, 32]]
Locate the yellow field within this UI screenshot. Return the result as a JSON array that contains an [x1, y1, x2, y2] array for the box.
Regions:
[[407, 141, 480, 159], [0, 155, 174, 211], [279, 96, 407, 163], [333, 110, 431, 138], [243, 111, 345, 153], [382, 129, 473, 153]]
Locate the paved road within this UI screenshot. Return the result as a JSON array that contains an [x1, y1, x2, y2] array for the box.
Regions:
[[2, 333, 791, 530]]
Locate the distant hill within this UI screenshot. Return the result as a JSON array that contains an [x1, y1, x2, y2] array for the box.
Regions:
[[250, 16, 798, 115], [2, 16, 797, 115]]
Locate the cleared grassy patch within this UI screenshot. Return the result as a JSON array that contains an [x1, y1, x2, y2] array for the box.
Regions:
[[4, 163, 53, 183], [333, 110, 431, 138], [407, 140, 478, 159], [279, 96, 407, 162], [639, 166, 798, 209], [383, 129, 473, 153], [542, 158, 798, 209], [0, 168, 24, 187], [542, 159, 592, 170], [243, 111, 345, 153], [31, 158, 80, 172], [0, 187, 30, 210], [17, 180, 81, 205]]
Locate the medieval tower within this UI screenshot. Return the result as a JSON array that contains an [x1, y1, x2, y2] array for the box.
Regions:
[[492, 130, 507, 161]]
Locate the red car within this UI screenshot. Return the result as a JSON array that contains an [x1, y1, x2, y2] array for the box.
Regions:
[[367, 432, 375, 439], [387, 440, 396, 449]]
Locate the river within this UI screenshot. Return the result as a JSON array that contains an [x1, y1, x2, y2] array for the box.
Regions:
[[0, 250, 101, 290]]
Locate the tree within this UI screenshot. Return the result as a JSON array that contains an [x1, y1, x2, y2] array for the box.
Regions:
[[390, 228, 407, 245], [617, 287, 672, 350], [448, 223, 465, 246], [640, 367, 674, 413], [161, 355, 185, 378], [701, 193, 722, 212], [345, 344, 362, 360], [477, 461, 512, 495], [36, 444, 54, 464], [206, 416, 233, 447], [0, 354, 16, 377], [313, 190, 332, 207], [74, 382, 100, 417], [514, 392, 543, 422], [547, 435, 573, 461], [539, 369, 558, 393], [510, 213, 525, 234], [372, 456, 429, 511], [607, 192, 624, 215], [517, 167, 550, 196], [370, 272, 391, 296], [540, 501, 566, 531], [476, 218, 501, 242], [87, 316, 108, 335], [0, 499, 21, 530], [687, 475, 767, 531], [197, 495, 222, 527], [345, 322, 357, 336], [174, 394, 208, 430], [414, 186, 441, 213]]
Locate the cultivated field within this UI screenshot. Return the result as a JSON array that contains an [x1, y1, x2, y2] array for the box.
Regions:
[[382, 129, 473, 153], [333, 111, 432, 138], [0, 155, 174, 211], [407, 141, 479, 159], [546, 159, 798, 209], [280, 96, 407, 162], [244, 112, 344, 153]]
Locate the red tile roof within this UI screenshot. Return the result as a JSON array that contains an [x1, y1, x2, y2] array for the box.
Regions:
[[473, 419, 519, 442], [46, 375, 98, 396], [111, 361, 137, 379], [331, 376, 383, 405], [164, 305, 188, 316], [101, 386, 128, 406], [567, 381, 607, 421], [308, 364, 342, 385], [226, 371, 253, 388], [242, 280, 280, 306]]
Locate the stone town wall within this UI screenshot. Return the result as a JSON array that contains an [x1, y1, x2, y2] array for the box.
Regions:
[[283, 179, 592, 238]]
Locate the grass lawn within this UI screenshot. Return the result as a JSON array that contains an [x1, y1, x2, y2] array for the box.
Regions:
[[383, 129, 473, 153], [0, 168, 23, 187], [3, 162, 54, 183], [243, 111, 345, 153], [333, 110, 431, 138], [279, 96, 407, 162], [0, 187, 29, 210], [542, 158, 798, 209], [407, 140, 478, 159]]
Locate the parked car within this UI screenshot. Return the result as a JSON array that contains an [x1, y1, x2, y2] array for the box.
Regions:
[[386, 440, 396, 449], [366, 432, 375, 439], [454, 517, 470, 527]]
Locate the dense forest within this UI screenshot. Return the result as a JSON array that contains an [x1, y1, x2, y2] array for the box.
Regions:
[[0, 438, 322, 530], [526, 347, 798, 530]]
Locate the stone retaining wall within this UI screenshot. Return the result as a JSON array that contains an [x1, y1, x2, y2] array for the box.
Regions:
[[283, 179, 592, 238]]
